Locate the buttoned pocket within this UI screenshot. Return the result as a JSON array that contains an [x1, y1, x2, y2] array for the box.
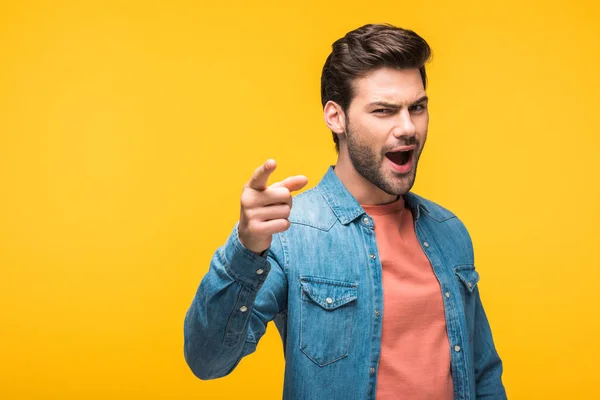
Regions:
[[299, 276, 358, 367], [454, 265, 480, 342], [454, 265, 480, 294]]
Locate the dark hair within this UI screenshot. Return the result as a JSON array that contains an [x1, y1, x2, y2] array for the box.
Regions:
[[320, 23, 432, 152]]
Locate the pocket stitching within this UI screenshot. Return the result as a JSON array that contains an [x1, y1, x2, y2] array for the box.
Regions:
[[454, 265, 480, 294], [299, 277, 358, 367], [301, 286, 358, 310]]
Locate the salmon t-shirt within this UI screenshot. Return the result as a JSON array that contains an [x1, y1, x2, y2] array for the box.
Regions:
[[361, 196, 454, 400]]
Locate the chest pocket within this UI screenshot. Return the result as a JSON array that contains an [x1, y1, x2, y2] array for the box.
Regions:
[[455, 265, 480, 295], [454, 264, 480, 341], [299, 276, 358, 367]]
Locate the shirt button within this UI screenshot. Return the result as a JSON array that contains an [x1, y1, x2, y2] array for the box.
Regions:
[[239, 306, 248, 313], [467, 282, 473, 288], [370, 367, 375, 374], [375, 310, 380, 317], [363, 217, 370, 224], [326, 297, 333, 304], [423, 241, 430, 248], [370, 254, 376, 260], [445, 292, 451, 298], [454, 345, 461, 352], [256, 268, 264, 275]]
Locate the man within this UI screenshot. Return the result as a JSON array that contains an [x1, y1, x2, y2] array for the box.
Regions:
[[184, 23, 506, 399]]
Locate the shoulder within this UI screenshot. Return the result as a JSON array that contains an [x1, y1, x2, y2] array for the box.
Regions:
[[408, 192, 475, 260], [406, 192, 456, 222], [407, 192, 472, 239], [288, 186, 337, 231]]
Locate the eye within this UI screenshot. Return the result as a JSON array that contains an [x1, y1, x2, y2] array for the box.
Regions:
[[372, 109, 391, 114], [409, 104, 426, 113]]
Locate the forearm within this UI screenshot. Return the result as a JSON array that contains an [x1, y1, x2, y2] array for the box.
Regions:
[[184, 226, 274, 380]]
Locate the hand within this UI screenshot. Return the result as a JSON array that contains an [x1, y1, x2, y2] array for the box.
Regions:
[[238, 159, 308, 254]]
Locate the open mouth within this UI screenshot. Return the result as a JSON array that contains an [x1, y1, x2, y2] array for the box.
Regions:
[[385, 149, 413, 166]]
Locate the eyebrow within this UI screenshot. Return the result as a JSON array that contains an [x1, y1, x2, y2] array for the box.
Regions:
[[367, 95, 429, 109]]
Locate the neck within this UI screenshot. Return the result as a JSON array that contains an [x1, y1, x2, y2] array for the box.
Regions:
[[334, 149, 399, 206]]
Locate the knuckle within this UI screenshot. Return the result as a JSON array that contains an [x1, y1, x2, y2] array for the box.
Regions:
[[276, 188, 291, 201], [282, 204, 291, 217], [243, 208, 255, 220], [246, 219, 261, 235], [241, 191, 258, 208], [264, 189, 280, 203], [240, 190, 251, 205]]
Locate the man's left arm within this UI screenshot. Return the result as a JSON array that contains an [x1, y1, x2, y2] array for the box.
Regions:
[[473, 288, 507, 399]]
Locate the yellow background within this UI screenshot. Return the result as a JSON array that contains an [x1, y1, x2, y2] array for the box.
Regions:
[[1, 0, 599, 399]]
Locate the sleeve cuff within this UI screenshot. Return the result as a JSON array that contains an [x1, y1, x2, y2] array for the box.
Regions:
[[221, 224, 272, 289]]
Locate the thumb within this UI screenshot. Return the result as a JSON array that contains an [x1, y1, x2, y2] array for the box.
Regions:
[[269, 175, 309, 193]]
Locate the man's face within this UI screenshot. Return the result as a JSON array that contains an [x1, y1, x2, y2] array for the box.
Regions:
[[342, 67, 429, 196]]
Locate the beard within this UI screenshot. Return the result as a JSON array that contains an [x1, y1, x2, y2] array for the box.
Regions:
[[345, 119, 425, 196]]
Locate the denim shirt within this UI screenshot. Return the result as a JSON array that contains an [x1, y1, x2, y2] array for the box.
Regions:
[[184, 167, 506, 400]]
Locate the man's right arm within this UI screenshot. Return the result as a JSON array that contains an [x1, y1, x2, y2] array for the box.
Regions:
[[183, 225, 287, 380], [184, 159, 307, 380]]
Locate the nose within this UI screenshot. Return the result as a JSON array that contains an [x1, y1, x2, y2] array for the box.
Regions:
[[392, 108, 416, 139]]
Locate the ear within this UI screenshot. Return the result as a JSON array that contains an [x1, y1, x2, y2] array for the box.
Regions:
[[323, 101, 346, 135]]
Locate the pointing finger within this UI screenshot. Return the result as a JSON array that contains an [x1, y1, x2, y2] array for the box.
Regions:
[[247, 159, 277, 191]]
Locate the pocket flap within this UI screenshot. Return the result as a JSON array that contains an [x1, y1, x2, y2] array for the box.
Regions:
[[454, 265, 480, 293], [300, 276, 358, 310]]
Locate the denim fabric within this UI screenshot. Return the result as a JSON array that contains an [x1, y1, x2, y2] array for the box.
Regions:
[[184, 166, 506, 399]]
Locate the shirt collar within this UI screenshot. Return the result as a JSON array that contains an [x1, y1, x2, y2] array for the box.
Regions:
[[317, 166, 430, 224]]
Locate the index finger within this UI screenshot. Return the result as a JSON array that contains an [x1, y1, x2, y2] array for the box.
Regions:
[[247, 159, 277, 191]]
